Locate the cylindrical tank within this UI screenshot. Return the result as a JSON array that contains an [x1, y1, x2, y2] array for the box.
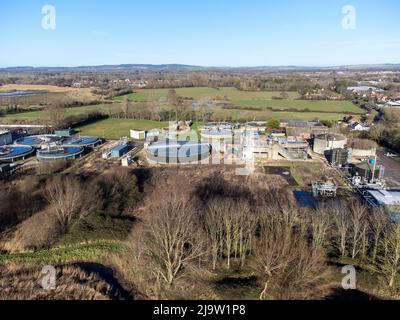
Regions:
[[146, 141, 211, 164], [325, 148, 349, 167], [313, 133, 347, 155], [37, 146, 84, 161]]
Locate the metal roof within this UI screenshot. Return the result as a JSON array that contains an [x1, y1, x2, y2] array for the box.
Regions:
[[367, 189, 400, 206]]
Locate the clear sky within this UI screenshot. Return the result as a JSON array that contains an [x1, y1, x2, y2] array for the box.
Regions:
[[0, 0, 399, 67]]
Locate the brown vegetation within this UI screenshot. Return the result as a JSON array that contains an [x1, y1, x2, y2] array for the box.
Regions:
[[0, 263, 135, 300]]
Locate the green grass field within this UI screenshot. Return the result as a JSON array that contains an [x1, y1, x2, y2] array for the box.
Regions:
[[75, 118, 168, 139], [2, 104, 119, 121], [0, 241, 122, 265], [115, 87, 363, 114], [74, 113, 345, 140]]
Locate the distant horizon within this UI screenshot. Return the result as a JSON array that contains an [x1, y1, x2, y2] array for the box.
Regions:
[[1, 62, 399, 69]]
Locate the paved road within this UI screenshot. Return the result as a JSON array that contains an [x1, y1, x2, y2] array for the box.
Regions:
[[377, 150, 400, 186]]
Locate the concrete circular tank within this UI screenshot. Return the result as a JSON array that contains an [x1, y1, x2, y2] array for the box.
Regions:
[[0, 145, 34, 162], [37, 146, 84, 161], [14, 135, 62, 148], [146, 141, 211, 164], [62, 136, 103, 148], [313, 133, 347, 155], [200, 124, 234, 153]]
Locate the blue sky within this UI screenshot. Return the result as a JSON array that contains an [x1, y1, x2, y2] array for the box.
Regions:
[[0, 0, 399, 67]]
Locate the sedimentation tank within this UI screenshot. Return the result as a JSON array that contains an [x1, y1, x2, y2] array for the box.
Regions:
[[37, 146, 84, 161], [313, 133, 347, 155], [146, 141, 211, 164], [0, 145, 35, 162], [62, 136, 103, 148], [14, 135, 62, 148], [200, 124, 234, 153]]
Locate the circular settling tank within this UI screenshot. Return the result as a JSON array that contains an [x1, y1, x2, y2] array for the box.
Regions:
[[14, 135, 62, 148], [146, 141, 211, 164], [200, 128, 233, 153], [200, 129, 233, 140], [313, 133, 347, 155], [37, 146, 84, 161], [0, 145, 34, 162], [62, 136, 102, 148]]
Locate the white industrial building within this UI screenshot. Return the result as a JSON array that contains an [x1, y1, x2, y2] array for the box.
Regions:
[[0, 130, 12, 146], [130, 129, 146, 140]]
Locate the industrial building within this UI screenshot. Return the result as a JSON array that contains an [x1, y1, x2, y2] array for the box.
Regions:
[[363, 189, 400, 218], [0, 130, 13, 146], [55, 129, 76, 137], [312, 181, 338, 198], [130, 129, 146, 140], [351, 161, 385, 183], [348, 139, 377, 159], [284, 120, 328, 139], [103, 140, 132, 159]]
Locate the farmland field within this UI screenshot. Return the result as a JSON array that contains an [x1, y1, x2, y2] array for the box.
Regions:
[[115, 87, 364, 114], [75, 118, 169, 139], [2, 104, 118, 121]]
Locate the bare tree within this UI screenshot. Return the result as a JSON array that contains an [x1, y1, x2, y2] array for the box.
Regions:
[[167, 89, 179, 106], [204, 199, 256, 270], [254, 223, 296, 300], [44, 101, 66, 128], [348, 202, 368, 259], [254, 221, 326, 300], [331, 201, 350, 258], [377, 222, 400, 291], [369, 208, 389, 262], [311, 207, 331, 249], [121, 96, 129, 118], [141, 198, 204, 287], [45, 176, 84, 232]]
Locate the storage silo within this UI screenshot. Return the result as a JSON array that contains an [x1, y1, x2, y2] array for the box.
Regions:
[[325, 148, 349, 167], [313, 133, 347, 155]]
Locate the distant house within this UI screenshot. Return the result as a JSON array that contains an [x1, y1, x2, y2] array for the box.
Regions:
[[347, 86, 384, 93], [384, 100, 400, 108], [350, 122, 371, 132]]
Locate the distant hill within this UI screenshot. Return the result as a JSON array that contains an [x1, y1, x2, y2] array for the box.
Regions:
[[0, 63, 399, 73]]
